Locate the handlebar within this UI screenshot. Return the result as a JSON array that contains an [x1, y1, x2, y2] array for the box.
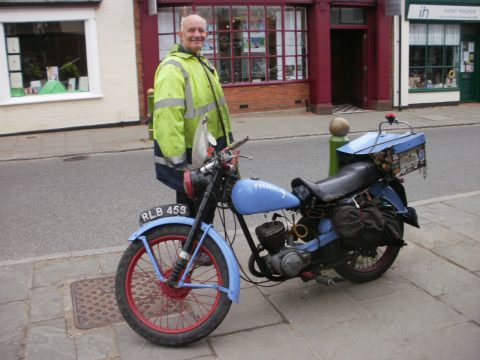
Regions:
[[226, 136, 249, 151], [379, 113, 415, 134]]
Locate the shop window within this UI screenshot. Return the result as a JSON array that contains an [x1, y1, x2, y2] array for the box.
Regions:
[[409, 23, 460, 90], [330, 7, 366, 25], [0, 8, 101, 105], [157, 5, 308, 85]]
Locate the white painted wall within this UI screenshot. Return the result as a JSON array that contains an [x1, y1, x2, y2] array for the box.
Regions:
[[0, 0, 139, 135]]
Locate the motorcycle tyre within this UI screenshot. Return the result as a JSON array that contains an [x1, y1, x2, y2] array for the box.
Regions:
[[334, 223, 403, 283], [115, 224, 232, 347]]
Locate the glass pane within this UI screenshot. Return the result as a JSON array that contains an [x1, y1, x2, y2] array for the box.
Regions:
[[5, 21, 88, 96], [445, 46, 458, 67], [233, 32, 247, 56], [268, 31, 282, 56], [233, 58, 249, 83], [330, 8, 340, 25], [218, 32, 231, 57], [340, 8, 365, 25], [252, 58, 266, 82], [409, 24, 427, 45], [285, 32, 295, 56], [427, 46, 443, 66], [175, 6, 193, 31], [285, 57, 296, 80], [202, 34, 215, 56], [297, 32, 307, 55], [266, 6, 282, 30], [250, 32, 266, 54], [285, 6, 295, 30], [158, 7, 174, 33], [297, 56, 307, 80], [428, 24, 444, 45], [250, 6, 265, 30], [426, 68, 444, 88], [196, 6, 215, 32], [409, 46, 426, 67], [217, 59, 232, 84], [445, 24, 460, 45], [216, 6, 230, 31], [232, 6, 247, 30], [296, 8, 306, 30], [409, 68, 425, 89], [159, 34, 175, 59], [269, 57, 283, 81]]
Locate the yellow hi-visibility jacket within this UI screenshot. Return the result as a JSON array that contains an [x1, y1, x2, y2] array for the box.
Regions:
[[153, 44, 233, 191]]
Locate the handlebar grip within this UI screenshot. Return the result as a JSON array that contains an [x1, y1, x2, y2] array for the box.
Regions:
[[227, 136, 249, 151]]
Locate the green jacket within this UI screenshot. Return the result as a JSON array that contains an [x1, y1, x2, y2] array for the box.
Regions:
[[153, 44, 232, 170]]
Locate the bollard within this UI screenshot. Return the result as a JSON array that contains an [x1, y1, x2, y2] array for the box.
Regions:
[[328, 117, 350, 176], [147, 88, 154, 140]]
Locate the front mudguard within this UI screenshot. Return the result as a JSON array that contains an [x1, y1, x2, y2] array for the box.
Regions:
[[369, 182, 420, 228], [128, 216, 240, 303]]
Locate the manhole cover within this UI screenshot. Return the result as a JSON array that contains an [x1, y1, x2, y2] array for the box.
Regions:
[[71, 276, 124, 330]]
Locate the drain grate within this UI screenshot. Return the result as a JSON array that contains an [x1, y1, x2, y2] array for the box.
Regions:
[[71, 275, 124, 330]]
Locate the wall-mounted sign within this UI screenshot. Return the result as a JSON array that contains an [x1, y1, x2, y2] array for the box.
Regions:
[[408, 4, 480, 21], [385, 0, 401, 16]]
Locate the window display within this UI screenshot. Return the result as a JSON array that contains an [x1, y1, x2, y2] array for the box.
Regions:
[[408, 23, 460, 90], [157, 5, 307, 85], [4, 21, 88, 97]]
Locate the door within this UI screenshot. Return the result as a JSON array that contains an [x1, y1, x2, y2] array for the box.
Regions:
[[331, 30, 366, 107], [459, 26, 479, 102]]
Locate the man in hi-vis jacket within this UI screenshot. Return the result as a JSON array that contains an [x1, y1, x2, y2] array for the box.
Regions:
[[153, 14, 233, 218]]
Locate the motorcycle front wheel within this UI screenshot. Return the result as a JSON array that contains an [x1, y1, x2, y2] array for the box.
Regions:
[[334, 223, 404, 283], [115, 224, 232, 346]]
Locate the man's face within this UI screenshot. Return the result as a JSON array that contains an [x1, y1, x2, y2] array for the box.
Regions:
[[179, 15, 208, 54]]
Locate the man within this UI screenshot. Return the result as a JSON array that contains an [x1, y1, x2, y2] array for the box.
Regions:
[[153, 14, 233, 217]]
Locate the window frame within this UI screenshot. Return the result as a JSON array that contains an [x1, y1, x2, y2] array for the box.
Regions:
[[408, 22, 460, 93], [0, 8, 102, 106]]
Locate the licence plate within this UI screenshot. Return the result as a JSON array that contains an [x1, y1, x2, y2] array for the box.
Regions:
[[139, 203, 190, 225]]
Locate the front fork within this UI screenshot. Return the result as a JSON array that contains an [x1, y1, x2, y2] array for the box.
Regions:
[[166, 169, 222, 286]]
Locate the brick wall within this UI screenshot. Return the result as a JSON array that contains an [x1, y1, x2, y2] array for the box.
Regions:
[[224, 82, 310, 114]]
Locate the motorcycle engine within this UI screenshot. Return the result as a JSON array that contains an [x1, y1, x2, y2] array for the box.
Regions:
[[255, 221, 311, 278]]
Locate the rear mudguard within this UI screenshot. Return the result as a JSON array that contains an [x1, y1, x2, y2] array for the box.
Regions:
[[369, 182, 420, 228], [128, 216, 240, 303]]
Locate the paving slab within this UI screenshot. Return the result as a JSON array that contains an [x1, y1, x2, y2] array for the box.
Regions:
[[439, 285, 480, 324], [405, 322, 480, 360], [444, 195, 480, 215], [97, 252, 123, 275], [33, 257, 102, 287], [25, 318, 75, 360], [0, 262, 33, 303], [210, 324, 319, 360], [418, 202, 479, 227], [29, 285, 64, 323], [0, 301, 28, 344], [114, 323, 212, 360], [359, 287, 467, 339], [74, 327, 119, 360], [213, 286, 283, 336], [451, 220, 480, 242], [269, 286, 372, 334], [432, 237, 480, 272], [404, 222, 472, 249], [304, 316, 420, 360]]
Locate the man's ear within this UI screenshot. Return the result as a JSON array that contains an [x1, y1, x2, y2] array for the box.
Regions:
[[177, 30, 183, 41]]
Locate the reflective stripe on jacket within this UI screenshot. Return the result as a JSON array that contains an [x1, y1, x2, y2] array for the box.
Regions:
[[153, 44, 232, 170]]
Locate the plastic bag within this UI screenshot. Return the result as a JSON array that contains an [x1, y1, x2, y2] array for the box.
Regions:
[[192, 115, 216, 169]]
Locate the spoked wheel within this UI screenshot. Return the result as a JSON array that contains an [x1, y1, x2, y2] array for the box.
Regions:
[[334, 223, 404, 283], [115, 224, 231, 346]]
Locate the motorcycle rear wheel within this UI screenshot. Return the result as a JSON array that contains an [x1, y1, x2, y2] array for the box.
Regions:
[[334, 223, 404, 283], [115, 224, 232, 346]]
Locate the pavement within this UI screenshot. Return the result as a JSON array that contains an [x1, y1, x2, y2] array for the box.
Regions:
[[1, 104, 480, 359]]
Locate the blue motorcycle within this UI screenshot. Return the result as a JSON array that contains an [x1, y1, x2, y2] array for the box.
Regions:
[[115, 114, 426, 346]]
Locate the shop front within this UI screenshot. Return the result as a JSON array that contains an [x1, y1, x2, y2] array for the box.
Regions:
[[139, 0, 393, 115], [394, 0, 480, 108]]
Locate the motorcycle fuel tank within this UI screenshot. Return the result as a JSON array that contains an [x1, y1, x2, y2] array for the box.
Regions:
[[232, 178, 300, 215]]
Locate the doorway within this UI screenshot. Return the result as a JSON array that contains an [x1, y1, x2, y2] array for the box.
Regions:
[[331, 29, 366, 108], [460, 25, 479, 102]]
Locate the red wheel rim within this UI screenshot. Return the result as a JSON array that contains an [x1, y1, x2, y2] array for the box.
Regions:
[[348, 246, 393, 273], [124, 235, 223, 334]]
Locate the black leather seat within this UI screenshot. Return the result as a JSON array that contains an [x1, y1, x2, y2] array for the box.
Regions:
[[291, 161, 381, 202]]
